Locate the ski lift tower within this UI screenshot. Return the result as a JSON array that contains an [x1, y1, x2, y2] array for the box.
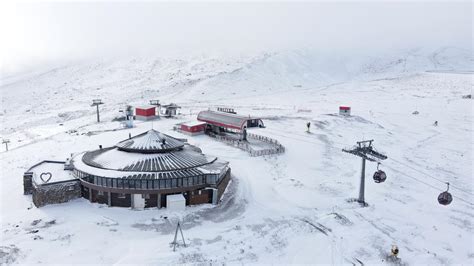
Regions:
[[342, 140, 388, 206], [2, 139, 10, 151], [91, 99, 104, 123], [149, 100, 161, 117]]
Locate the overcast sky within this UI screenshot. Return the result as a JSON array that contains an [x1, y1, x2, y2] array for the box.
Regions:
[[0, 0, 471, 74]]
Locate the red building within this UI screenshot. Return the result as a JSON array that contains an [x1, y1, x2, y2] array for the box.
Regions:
[[179, 121, 207, 135], [197, 110, 264, 133], [339, 106, 351, 116], [135, 106, 157, 121]]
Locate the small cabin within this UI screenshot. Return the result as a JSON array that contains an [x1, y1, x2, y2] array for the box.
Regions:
[[339, 106, 351, 116], [161, 103, 181, 117], [180, 121, 206, 136], [135, 106, 157, 121]]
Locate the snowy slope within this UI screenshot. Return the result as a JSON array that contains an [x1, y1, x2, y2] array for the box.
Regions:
[[0, 47, 473, 265]]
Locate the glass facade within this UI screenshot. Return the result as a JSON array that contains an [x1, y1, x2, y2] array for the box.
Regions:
[[73, 169, 227, 190]]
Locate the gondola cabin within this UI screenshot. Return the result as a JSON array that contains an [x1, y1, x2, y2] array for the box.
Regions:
[[339, 106, 351, 116]]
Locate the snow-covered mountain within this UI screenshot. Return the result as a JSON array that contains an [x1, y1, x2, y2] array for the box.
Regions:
[[0, 47, 472, 264]]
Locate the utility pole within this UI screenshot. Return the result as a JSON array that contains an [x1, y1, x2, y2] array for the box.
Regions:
[[171, 221, 186, 251], [91, 99, 104, 122], [2, 139, 10, 151], [342, 140, 387, 206]]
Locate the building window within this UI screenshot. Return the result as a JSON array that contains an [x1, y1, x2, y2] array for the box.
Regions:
[[98, 190, 104, 196], [142, 194, 150, 199], [117, 193, 126, 199], [67, 185, 75, 191]]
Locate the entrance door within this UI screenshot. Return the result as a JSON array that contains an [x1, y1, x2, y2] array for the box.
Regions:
[[132, 194, 145, 209]]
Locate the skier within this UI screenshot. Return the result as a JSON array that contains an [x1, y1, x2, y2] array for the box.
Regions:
[[306, 122, 311, 133], [385, 244, 401, 263], [391, 245, 399, 257], [434, 121, 438, 126]]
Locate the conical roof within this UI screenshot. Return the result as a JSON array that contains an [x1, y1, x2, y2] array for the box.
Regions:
[[115, 129, 184, 153], [74, 129, 228, 180]]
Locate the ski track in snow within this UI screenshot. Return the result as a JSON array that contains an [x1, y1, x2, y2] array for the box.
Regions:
[[0, 48, 473, 264]]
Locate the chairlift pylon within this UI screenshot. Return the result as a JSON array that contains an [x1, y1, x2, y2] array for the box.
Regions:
[[438, 182, 453, 206], [373, 162, 387, 183]]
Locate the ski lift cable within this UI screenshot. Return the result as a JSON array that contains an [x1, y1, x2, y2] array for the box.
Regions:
[[383, 164, 473, 207], [260, 128, 472, 201], [388, 157, 473, 196], [266, 128, 472, 193]]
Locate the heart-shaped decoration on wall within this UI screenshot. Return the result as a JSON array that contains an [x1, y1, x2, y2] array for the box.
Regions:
[[40, 172, 52, 183]]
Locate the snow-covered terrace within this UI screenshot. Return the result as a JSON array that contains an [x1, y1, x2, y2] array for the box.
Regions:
[[27, 161, 77, 185]]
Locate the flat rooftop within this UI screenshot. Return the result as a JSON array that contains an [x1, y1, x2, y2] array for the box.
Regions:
[[135, 105, 156, 109], [182, 120, 207, 127], [28, 161, 77, 185]]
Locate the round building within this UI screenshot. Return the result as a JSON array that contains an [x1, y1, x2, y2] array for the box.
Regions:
[[71, 129, 231, 209]]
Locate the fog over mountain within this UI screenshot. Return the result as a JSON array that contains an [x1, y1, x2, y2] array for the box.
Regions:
[[0, 1, 471, 75]]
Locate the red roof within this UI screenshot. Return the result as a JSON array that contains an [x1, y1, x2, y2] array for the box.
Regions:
[[197, 110, 260, 130], [339, 106, 351, 110]]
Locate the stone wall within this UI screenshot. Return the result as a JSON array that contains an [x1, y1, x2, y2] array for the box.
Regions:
[[32, 180, 81, 208], [217, 169, 231, 201], [23, 173, 33, 195]]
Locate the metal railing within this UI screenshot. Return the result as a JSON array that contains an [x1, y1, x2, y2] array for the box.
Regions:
[[213, 133, 285, 157]]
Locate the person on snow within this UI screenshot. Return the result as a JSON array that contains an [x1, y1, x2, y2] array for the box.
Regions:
[[306, 122, 311, 132]]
